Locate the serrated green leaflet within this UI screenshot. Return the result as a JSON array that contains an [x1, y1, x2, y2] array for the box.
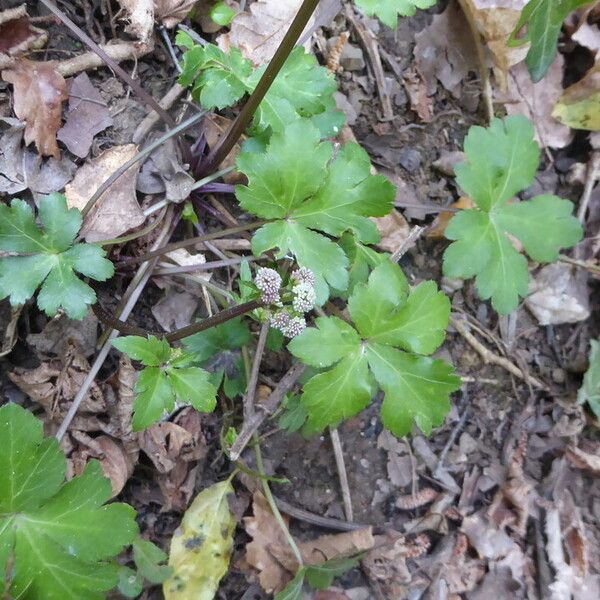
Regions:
[[289, 261, 460, 436], [355, 0, 437, 28], [508, 0, 593, 83], [113, 336, 217, 430], [442, 116, 582, 314], [578, 340, 600, 419], [0, 195, 114, 319], [0, 404, 139, 600], [237, 119, 394, 301], [177, 34, 339, 134]]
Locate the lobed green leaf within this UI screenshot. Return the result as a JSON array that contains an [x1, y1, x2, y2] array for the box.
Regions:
[[355, 0, 437, 28]]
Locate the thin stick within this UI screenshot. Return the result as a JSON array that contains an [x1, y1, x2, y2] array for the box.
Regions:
[[244, 324, 270, 421], [56, 212, 175, 441], [450, 315, 547, 390], [39, 0, 175, 126], [152, 256, 257, 276], [201, 0, 321, 174], [330, 428, 354, 522], [577, 151, 600, 223], [81, 112, 205, 218], [118, 221, 264, 265], [254, 438, 304, 566], [229, 362, 306, 460], [390, 226, 425, 262]]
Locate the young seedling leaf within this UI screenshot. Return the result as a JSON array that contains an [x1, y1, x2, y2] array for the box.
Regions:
[[177, 37, 338, 134], [442, 116, 582, 314], [182, 318, 252, 361], [508, 0, 593, 83], [163, 480, 236, 600], [304, 556, 361, 589], [0, 403, 139, 600], [0, 195, 114, 319], [274, 570, 305, 600], [132, 538, 172, 584], [578, 340, 600, 419], [289, 261, 460, 436], [113, 336, 217, 430], [238, 119, 394, 300], [355, 0, 437, 29]]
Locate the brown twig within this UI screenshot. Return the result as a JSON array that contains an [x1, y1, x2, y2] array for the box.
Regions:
[[244, 324, 270, 421], [229, 362, 306, 460], [330, 428, 354, 522], [133, 83, 188, 143], [450, 315, 547, 390]]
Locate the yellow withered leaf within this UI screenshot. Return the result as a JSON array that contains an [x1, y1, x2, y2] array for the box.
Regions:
[[553, 63, 600, 132], [163, 480, 236, 599]]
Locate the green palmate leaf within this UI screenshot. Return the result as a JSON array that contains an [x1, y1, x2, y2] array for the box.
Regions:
[[355, 0, 437, 28], [338, 232, 388, 298], [508, 0, 593, 83], [0, 195, 113, 319], [0, 404, 139, 600], [177, 35, 339, 135], [113, 336, 217, 430], [183, 318, 252, 361], [274, 570, 305, 600], [578, 340, 600, 419], [442, 116, 582, 314], [210, 1, 236, 26], [289, 261, 460, 436], [238, 119, 395, 300]]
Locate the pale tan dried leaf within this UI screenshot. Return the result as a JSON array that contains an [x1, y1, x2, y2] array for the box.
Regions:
[[65, 144, 145, 242], [243, 490, 290, 593], [217, 0, 314, 65], [113, 355, 140, 464], [0, 5, 48, 69], [395, 488, 438, 510], [154, 0, 197, 28], [2, 58, 67, 158], [403, 68, 433, 122], [373, 210, 411, 253], [565, 443, 600, 476], [118, 0, 154, 41], [558, 490, 588, 577], [498, 57, 573, 149], [459, 0, 528, 90]]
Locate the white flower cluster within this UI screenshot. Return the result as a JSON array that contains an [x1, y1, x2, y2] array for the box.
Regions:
[[254, 267, 281, 305], [270, 311, 307, 338], [291, 267, 315, 287], [292, 282, 316, 313]]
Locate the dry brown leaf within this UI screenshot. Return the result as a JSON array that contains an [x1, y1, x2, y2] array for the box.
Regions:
[[218, 0, 314, 65], [243, 490, 290, 593], [403, 67, 434, 122], [65, 144, 145, 242], [111, 355, 140, 466], [203, 114, 246, 181], [499, 57, 573, 148], [373, 210, 411, 253], [9, 343, 105, 420], [2, 58, 67, 158], [69, 431, 134, 497], [414, 2, 479, 98], [558, 490, 588, 577], [118, 0, 154, 41], [565, 443, 600, 476], [427, 196, 475, 239], [151, 290, 198, 332], [0, 5, 48, 69], [57, 73, 113, 159], [459, 0, 528, 90], [155, 0, 197, 28], [553, 62, 600, 131]]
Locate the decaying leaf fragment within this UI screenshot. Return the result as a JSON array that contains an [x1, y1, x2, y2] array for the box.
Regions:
[[2, 58, 68, 158], [0, 4, 48, 69], [553, 62, 600, 131], [164, 479, 236, 599]]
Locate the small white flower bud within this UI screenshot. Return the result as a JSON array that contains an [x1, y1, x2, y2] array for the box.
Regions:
[[255, 267, 281, 305], [290, 267, 315, 287], [292, 282, 316, 313]]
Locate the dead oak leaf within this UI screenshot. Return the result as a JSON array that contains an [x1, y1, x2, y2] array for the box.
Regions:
[[2, 58, 67, 158], [155, 0, 198, 28]]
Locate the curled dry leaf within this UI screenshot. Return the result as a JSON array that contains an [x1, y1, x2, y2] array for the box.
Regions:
[[0, 4, 48, 69], [2, 58, 67, 158], [565, 443, 600, 476], [57, 73, 113, 159], [65, 144, 145, 242], [395, 487, 438, 510], [155, 0, 198, 28], [27, 312, 99, 358], [218, 0, 314, 65], [403, 67, 434, 122], [373, 210, 411, 253], [459, 0, 528, 90]]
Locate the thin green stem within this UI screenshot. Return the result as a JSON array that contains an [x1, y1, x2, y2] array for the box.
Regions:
[[191, 165, 236, 191], [200, 0, 321, 174], [80, 112, 205, 218], [97, 207, 168, 246], [254, 436, 304, 567]]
